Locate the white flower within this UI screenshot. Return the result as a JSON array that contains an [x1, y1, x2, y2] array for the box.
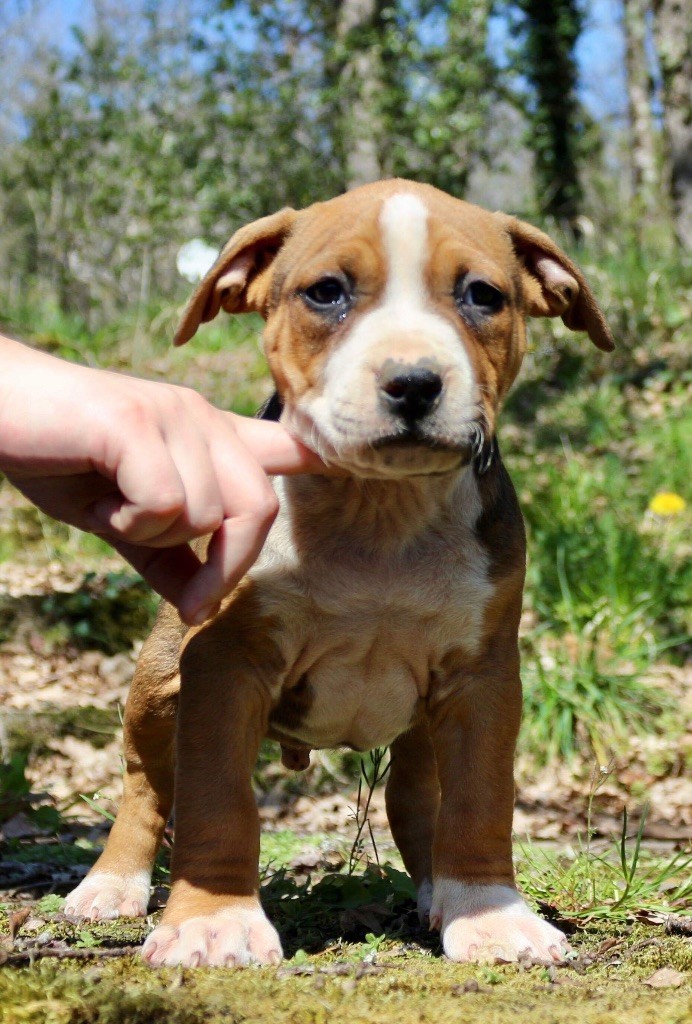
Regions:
[[176, 239, 219, 282]]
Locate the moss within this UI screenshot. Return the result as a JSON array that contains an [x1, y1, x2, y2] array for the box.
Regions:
[[0, 918, 689, 1024], [0, 935, 690, 1024], [1, 853, 689, 1024]]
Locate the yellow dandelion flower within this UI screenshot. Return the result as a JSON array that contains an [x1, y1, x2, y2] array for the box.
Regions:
[[648, 492, 686, 517]]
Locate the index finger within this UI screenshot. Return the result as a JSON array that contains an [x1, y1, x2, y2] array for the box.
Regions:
[[226, 414, 336, 476]]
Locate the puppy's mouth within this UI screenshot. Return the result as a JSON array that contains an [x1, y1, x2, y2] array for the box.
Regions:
[[358, 428, 470, 476], [372, 427, 468, 454], [276, 398, 489, 479]]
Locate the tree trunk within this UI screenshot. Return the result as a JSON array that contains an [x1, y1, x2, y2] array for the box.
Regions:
[[337, 0, 386, 189], [653, 0, 692, 247], [622, 0, 660, 213], [515, 0, 584, 230]]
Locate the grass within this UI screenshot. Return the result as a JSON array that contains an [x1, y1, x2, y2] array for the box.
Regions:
[[504, 372, 690, 764], [517, 817, 692, 924], [508, 380, 691, 636]]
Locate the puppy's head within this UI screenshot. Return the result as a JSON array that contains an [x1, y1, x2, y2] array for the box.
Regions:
[[176, 180, 613, 478]]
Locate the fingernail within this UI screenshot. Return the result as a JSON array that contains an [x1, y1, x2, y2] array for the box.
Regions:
[[189, 603, 220, 626]]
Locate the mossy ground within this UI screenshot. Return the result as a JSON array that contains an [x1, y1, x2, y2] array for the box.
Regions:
[[0, 922, 690, 1024], [1, 836, 690, 1024]]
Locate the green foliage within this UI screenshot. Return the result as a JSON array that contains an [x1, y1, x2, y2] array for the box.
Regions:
[[0, 1, 503, 326], [79, 794, 117, 823], [262, 862, 417, 954], [0, 752, 32, 824], [511, 378, 690, 631], [0, 0, 686, 333], [5, 839, 96, 867], [509, 370, 690, 762], [39, 571, 158, 654], [1, 20, 206, 322], [36, 894, 66, 914], [74, 928, 99, 949], [520, 626, 675, 763], [0, 751, 60, 830], [349, 747, 391, 874]]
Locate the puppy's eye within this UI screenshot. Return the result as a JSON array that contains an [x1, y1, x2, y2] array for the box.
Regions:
[[456, 277, 505, 314], [303, 277, 349, 309]]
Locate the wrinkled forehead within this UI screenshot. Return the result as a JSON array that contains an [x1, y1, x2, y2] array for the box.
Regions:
[[274, 184, 518, 290]]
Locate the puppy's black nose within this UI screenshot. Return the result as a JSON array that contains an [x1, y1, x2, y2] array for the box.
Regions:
[[380, 366, 443, 421]]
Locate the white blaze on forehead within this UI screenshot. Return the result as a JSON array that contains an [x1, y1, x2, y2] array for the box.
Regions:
[[379, 193, 430, 306]]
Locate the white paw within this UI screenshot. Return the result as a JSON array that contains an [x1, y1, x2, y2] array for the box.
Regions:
[[64, 870, 151, 920], [430, 880, 569, 963], [142, 904, 283, 968]]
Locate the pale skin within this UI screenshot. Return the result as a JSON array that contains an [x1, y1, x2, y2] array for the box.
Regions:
[[0, 333, 327, 625]]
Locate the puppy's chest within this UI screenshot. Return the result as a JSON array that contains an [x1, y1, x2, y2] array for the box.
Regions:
[[258, 519, 494, 752]]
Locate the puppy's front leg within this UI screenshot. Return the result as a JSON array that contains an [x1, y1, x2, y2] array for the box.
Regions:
[[428, 650, 568, 963], [143, 610, 283, 968]]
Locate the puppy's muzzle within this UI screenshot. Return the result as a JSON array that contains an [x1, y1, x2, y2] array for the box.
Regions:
[[379, 362, 444, 423]]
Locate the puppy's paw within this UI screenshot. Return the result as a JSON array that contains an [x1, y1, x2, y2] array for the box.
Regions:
[[430, 880, 569, 964], [64, 870, 151, 920], [142, 904, 283, 968]]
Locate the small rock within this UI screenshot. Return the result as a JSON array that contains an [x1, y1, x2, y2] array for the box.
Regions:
[[1, 813, 47, 840], [451, 979, 482, 995], [289, 848, 322, 871]]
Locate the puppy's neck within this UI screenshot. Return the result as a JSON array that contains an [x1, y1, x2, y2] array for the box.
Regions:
[[283, 466, 482, 555]]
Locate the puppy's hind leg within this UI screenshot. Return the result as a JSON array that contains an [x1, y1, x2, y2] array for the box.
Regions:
[[385, 717, 440, 925], [65, 606, 182, 921]]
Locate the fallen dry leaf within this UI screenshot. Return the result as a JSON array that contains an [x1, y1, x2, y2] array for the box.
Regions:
[[642, 967, 685, 989], [9, 907, 30, 941]]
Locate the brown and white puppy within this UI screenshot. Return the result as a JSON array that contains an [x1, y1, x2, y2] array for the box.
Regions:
[[65, 179, 613, 967]]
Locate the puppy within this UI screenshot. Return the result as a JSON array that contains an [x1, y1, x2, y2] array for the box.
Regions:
[[65, 179, 613, 967]]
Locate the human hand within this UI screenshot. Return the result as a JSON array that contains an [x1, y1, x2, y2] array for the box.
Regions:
[[0, 336, 326, 624]]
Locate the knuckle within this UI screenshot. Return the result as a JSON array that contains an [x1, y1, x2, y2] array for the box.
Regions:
[[145, 487, 187, 518], [112, 393, 150, 429], [250, 486, 280, 528], [178, 384, 209, 415], [195, 504, 225, 535]]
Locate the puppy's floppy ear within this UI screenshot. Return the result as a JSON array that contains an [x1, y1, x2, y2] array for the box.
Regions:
[[496, 214, 614, 352], [174, 208, 298, 346]]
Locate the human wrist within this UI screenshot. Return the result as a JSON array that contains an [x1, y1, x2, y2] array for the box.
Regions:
[[0, 334, 91, 471]]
